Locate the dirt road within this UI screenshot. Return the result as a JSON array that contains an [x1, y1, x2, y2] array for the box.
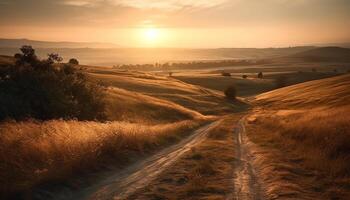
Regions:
[[52, 116, 266, 200], [52, 120, 222, 200], [231, 117, 265, 200]]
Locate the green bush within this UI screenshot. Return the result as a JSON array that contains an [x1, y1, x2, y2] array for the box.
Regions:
[[0, 46, 106, 121]]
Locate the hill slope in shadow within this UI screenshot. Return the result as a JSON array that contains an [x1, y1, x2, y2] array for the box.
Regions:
[[285, 46, 350, 62]]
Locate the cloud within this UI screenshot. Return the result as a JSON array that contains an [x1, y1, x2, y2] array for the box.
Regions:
[[117, 0, 228, 10], [63, 0, 229, 10], [63, 0, 96, 7]]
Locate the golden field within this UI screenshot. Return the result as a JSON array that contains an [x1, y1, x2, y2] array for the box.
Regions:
[[246, 74, 350, 199]]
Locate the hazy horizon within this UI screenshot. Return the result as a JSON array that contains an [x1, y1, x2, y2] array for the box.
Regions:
[[1, 0, 350, 48], [1, 37, 350, 49]]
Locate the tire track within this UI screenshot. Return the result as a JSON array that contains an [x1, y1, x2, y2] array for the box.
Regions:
[[54, 120, 222, 200], [231, 117, 265, 200]]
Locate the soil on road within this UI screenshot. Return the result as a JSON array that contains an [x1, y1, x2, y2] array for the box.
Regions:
[[53, 120, 222, 200]]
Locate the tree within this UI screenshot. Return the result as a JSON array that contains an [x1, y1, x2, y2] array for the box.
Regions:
[[0, 46, 106, 121], [20, 45, 35, 58], [224, 85, 236, 100], [258, 72, 263, 79], [242, 75, 248, 79], [16, 45, 37, 64], [47, 53, 63, 63], [69, 58, 79, 65]]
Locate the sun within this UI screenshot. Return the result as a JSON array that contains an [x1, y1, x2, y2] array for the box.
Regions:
[[143, 28, 160, 42], [138, 27, 168, 47]]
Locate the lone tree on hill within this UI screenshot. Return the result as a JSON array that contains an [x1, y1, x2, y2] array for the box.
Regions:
[[15, 45, 38, 65], [224, 85, 237, 100], [48, 53, 63, 63], [69, 58, 79, 65]]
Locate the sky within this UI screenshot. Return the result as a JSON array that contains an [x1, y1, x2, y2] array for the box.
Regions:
[[0, 0, 350, 48]]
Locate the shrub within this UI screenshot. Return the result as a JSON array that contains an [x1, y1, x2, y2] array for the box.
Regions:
[[257, 72, 263, 79], [0, 46, 106, 121], [69, 58, 79, 65], [224, 85, 236, 100], [47, 53, 63, 63], [221, 72, 231, 77]]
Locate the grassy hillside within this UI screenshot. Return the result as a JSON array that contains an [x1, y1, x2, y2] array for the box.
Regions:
[[0, 119, 204, 198], [255, 73, 350, 107], [0, 63, 229, 198], [174, 73, 275, 97], [104, 87, 205, 123], [247, 74, 350, 199], [87, 68, 239, 115], [173, 70, 344, 97]]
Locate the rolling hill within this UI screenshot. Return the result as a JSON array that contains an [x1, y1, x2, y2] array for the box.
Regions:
[[286, 46, 350, 62], [247, 74, 350, 199], [255, 73, 350, 108]]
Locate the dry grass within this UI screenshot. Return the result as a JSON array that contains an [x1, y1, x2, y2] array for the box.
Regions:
[[250, 107, 350, 176], [247, 74, 350, 199], [88, 71, 203, 95], [255, 74, 350, 108], [0, 118, 206, 198], [89, 70, 238, 116], [104, 87, 206, 123]]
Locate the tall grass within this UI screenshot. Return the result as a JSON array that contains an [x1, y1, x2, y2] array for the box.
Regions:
[[0, 119, 204, 198], [252, 106, 350, 177]]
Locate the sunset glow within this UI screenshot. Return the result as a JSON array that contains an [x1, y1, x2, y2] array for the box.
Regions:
[[0, 0, 349, 47]]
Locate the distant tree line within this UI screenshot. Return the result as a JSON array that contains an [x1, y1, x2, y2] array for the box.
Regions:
[[0, 46, 105, 121], [114, 59, 270, 71]]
